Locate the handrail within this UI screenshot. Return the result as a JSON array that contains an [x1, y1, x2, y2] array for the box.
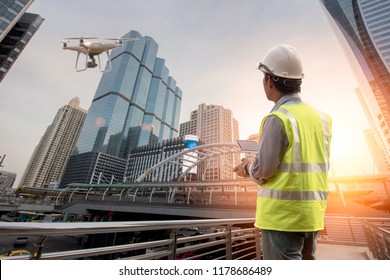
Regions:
[[2, 216, 390, 260], [0, 218, 254, 237], [360, 218, 390, 260], [0, 218, 259, 260]]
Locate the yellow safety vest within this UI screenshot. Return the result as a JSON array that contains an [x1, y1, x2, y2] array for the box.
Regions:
[[255, 103, 332, 232]]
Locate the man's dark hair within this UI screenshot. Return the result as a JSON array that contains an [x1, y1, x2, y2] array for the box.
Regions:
[[265, 73, 302, 94]]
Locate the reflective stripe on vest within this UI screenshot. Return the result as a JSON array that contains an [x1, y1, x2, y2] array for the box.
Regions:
[[258, 188, 328, 201], [318, 110, 331, 159], [278, 162, 330, 173], [277, 107, 301, 164]]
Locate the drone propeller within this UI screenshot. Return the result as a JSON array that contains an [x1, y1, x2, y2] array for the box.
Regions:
[[64, 36, 99, 45], [60, 40, 70, 47], [64, 36, 99, 40], [105, 37, 140, 42]]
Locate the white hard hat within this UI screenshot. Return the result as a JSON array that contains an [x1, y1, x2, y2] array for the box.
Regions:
[[258, 44, 304, 80]]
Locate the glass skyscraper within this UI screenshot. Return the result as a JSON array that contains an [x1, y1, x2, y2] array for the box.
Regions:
[[61, 30, 182, 186], [0, 0, 44, 83], [73, 30, 182, 159], [320, 0, 390, 171], [0, 0, 34, 42]]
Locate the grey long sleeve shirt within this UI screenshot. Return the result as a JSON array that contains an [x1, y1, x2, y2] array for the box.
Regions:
[[249, 93, 302, 185]]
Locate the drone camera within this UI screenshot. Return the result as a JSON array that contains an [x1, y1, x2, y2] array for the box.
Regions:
[[87, 61, 97, 68]]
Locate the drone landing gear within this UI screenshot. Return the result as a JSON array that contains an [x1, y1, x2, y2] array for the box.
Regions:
[[87, 56, 98, 68], [75, 51, 111, 73]]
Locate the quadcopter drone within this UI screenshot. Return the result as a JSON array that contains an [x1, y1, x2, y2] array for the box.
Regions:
[[61, 37, 139, 72]]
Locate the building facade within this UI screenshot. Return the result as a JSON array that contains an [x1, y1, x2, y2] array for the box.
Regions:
[[0, 0, 44, 82], [19, 97, 87, 188], [363, 129, 387, 173], [320, 0, 390, 171], [0, 170, 16, 188], [61, 30, 182, 187], [60, 152, 127, 186], [125, 137, 186, 182], [179, 103, 240, 180]]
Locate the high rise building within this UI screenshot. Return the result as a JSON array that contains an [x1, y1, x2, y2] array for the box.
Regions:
[[0, 0, 44, 82], [363, 129, 387, 173], [179, 103, 240, 180], [19, 97, 87, 188], [356, 87, 390, 171], [61, 30, 182, 187], [320, 0, 390, 171]]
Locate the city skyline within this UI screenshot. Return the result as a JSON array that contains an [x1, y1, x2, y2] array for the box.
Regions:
[[1, 0, 374, 187]]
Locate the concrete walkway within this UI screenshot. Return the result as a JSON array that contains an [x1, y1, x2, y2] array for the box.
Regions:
[[316, 243, 371, 260]]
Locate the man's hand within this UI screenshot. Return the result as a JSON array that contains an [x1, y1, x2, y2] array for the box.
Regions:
[[233, 158, 253, 177]]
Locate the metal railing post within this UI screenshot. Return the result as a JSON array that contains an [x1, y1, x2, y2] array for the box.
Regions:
[[226, 226, 232, 260], [347, 217, 356, 243], [255, 228, 262, 260], [168, 229, 178, 260], [30, 236, 48, 260], [384, 234, 390, 259]]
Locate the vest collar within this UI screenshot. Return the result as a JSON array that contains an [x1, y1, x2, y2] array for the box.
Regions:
[[271, 93, 302, 112]]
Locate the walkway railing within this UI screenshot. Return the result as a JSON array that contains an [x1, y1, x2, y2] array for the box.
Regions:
[[361, 218, 390, 260], [321, 216, 367, 245], [2, 216, 390, 260], [0, 218, 260, 260]]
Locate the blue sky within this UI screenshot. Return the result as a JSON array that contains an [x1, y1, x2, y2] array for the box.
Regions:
[[0, 0, 374, 186]]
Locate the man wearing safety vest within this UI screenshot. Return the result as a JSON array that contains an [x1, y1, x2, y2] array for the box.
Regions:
[[234, 44, 332, 260]]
